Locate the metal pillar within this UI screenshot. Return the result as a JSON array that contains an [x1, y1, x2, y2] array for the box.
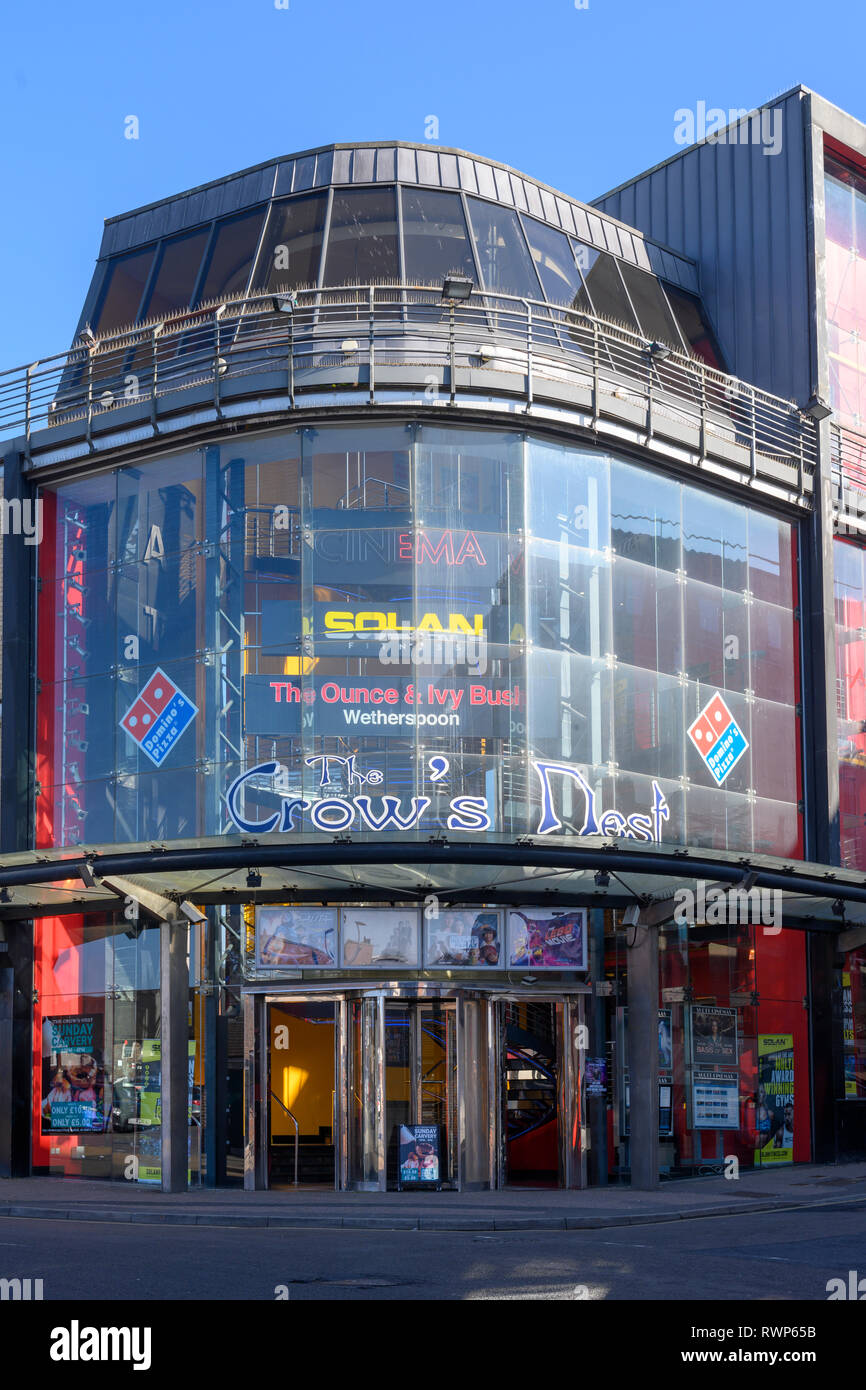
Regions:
[[160, 920, 190, 1192], [627, 924, 659, 1190], [457, 996, 491, 1189], [588, 908, 608, 1185]]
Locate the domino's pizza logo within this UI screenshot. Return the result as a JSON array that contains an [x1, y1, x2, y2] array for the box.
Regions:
[[120, 668, 198, 768], [687, 692, 748, 787]]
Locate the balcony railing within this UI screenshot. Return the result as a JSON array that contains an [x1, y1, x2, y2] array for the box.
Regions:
[[0, 285, 817, 500]]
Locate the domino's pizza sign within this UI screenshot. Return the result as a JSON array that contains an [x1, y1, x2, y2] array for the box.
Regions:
[[687, 692, 748, 787], [120, 668, 198, 768]]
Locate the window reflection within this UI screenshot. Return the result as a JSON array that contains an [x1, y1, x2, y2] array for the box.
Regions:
[[94, 248, 154, 334], [466, 197, 540, 298], [324, 187, 399, 285], [522, 216, 584, 306], [401, 189, 477, 286], [575, 245, 640, 330], [142, 229, 210, 320], [253, 193, 327, 292], [196, 207, 264, 305]]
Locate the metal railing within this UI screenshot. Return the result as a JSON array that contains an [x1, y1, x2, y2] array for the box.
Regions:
[[269, 1090, 299, 1188], [832, 423, 866, 492], [0, 284, 817, 495]]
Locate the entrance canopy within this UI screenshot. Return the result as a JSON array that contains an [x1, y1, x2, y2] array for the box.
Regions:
[[0, 831, 864, 933]]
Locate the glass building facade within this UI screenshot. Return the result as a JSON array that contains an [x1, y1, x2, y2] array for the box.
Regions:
[[36, 425, 801, 857], [4, 129, 865, 1195]]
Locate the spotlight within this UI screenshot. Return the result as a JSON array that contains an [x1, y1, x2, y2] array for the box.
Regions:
[[78, 326, 96, 348], [0, 887, 11, 903], [594, 870, 611, 888], [649, 340, 672, 359], [832, 898, 845, 916], [340, 339, 360, 354], [246, 869, 262, 889], [441, 273, 474, 301], [272, 292, 297, 314], [802, 393, 833, 422]]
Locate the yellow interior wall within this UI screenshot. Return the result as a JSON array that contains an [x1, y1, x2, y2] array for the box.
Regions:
[[270, 1010, 335, 1138]]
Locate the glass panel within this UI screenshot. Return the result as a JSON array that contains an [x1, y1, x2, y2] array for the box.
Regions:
[[749, 509, 795, 608], [682, 490, 747, 590], [610, 458, 681, 572], [522, 215, 584, 306], [196, 207, 264, 305], [613, 559, 682, 675], [664, 284, 722, 368], [401, 188, 477, 286], [575, 246, 639, 330], [324, 187, 399, 285], [619, 263, 684, 349], [466, 197, 540, 298], [94, 248, 155, 334], [253, 193, 328, 293], [142, 229, 211, 320], [825, 160, 866, 429]]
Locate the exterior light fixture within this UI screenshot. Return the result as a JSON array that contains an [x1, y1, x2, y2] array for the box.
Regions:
[[246, 869, 262, 889], [341, 339, 360, 354], [594, 870, 611, 888], [441, 273, 474, 301], [78, 326, 96, 348], [272, 293, 297, 314], [802, 393, 833, 422], [649, 341, 672, 359], [0, 887, 11, 903]]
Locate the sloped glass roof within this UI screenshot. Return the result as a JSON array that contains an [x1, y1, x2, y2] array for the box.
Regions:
[[80, 144, 721, 369]]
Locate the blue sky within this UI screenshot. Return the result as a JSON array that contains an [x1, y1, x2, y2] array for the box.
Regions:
[[1, 0, 864, 368]]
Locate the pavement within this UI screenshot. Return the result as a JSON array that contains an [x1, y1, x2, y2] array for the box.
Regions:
[[2, 1160, 866, 1231]]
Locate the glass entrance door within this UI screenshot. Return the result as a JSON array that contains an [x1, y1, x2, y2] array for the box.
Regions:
[[267, 1001, 336, 1187], [384, 1000, 458, 1189], [499, 997, 585, 1188]]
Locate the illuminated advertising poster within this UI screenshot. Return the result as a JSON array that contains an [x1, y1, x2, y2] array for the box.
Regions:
[[690, 1006, 738, 1067], [755, 1034, 794, 1166], [256, 907, 338, 968], [41, 1014, 106, 1134], [508, 909, 587, 970], [585, 1058, 607, 1096], [398, 1124, 441, 1188], [341, 908, 420, 968], [692, 1072, 740, 1129], [136, 1040, 197, 1184], [842, 972, 856, 1097], [424, 909, 502, 967]]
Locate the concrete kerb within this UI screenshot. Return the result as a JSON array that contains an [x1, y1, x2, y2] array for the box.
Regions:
[[0, 1195, 836, 1231]]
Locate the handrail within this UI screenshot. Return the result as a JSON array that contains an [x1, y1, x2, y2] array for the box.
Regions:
[[269, 1089, 299, 1188], [0, 283, 818, 497]]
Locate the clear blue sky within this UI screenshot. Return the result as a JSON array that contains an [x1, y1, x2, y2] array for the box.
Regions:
[[1, 0, 864, 369]]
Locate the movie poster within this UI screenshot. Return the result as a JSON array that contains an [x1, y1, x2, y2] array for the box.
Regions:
[[41, 1014, 106, 1134], [425, 909, 502, 967], [755, 1034, 795, 1165], [507, 909, 587, 970], [398, 1124, 440, 1187], [341, 908, 420, 967], [690, 1006, 738, 1066], [256, 907, 338, 969]]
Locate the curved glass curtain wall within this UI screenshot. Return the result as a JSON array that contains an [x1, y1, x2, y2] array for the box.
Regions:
[[38, 423, 800, 856], [92, 185, 718, 363]]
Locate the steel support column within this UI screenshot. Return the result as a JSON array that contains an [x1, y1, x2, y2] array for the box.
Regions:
[[160, 920, 190, 1192], [627, 924, 659, 1190]]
